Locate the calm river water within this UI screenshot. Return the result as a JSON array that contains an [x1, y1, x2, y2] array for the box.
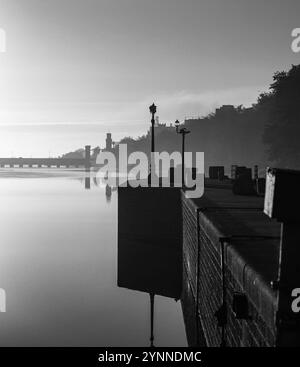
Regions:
[[0, 169, 186, 346]]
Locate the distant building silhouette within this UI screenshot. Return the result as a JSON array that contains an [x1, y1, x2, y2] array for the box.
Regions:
[[215, 104, 235, 117], [106, 133, 113, 151]]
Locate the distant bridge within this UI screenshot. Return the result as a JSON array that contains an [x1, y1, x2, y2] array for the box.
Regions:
[[0, 157, 92, 168], [0, 145, 94, 169]]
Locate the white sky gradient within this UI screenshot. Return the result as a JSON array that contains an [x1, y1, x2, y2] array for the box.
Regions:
[[0, 0, 299, 156]]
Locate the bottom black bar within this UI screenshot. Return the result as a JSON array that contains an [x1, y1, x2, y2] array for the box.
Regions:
[[0, 347, 296, 366]]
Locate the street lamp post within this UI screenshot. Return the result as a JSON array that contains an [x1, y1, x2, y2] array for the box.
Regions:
[[149, 103, 157, 154], [175, 120, 190, 188], [149, 103, 157, 182]]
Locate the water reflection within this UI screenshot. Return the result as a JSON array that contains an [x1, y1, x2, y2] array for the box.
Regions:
[[118, 186, 183, 347], [0, 169, 186, 346], [105, 185, 112, 203], [77, 172, 117, 204], [85, 176, 91, 190]]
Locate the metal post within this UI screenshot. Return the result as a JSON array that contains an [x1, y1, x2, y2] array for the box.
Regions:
[[180, 129, 190, 188], [151, 115, 155, 154], [175, 121, 191, 188], [182, 132, 185, 188], [150, 293, 155, 347]]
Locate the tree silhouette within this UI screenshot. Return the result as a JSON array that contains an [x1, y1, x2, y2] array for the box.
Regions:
[[262, 64, 300, 169]]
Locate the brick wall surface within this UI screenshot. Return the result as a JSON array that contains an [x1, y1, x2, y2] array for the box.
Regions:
[[181, 194, 277, 347]]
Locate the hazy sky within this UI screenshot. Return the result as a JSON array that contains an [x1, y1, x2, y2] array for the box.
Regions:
[[0, 0, 299, 156]]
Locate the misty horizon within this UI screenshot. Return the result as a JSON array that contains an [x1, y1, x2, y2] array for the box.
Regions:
[[0, 0, 299, 156]]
